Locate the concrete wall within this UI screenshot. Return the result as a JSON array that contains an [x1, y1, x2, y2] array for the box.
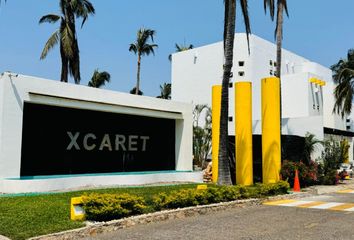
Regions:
[[0, 72, 195, 191]]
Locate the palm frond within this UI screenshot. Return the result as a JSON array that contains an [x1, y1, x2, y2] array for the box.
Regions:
[[71, 0, 95, 28], [88, 69, 111, 88], [281, 0, 289, 17], [130, 28, 158, 56], [157, 83, 171, 99], [264, 0, 275, 20], [40, 29, 60, 60], [39, 14, 61, 24], [141, 44, 158, 56], [240, 0, 251, 54], [60, 22, 75, 58], [129, 44, 137, 54]]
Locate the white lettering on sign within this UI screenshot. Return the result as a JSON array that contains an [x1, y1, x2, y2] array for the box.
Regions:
[[67, 132, 80, 150], [115, 135, 126, 151], [66, 132, 150, 152], [99, 134, 113, 151], [83, 133, 96, 151]]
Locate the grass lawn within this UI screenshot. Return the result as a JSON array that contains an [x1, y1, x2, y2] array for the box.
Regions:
[[0, 184, 200, 240]]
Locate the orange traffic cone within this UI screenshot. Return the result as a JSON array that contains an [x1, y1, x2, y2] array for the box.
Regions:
[[293, 169, 301, 192]]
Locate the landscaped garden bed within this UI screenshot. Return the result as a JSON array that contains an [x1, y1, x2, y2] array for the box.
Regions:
[[0, 182, 289, 240]]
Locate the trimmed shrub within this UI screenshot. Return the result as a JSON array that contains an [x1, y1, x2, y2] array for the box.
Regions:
[[82, 193, 147, 221], [82, 182, 290, 221], [153, 181, 289, 210], [281, 160, 318, 187]]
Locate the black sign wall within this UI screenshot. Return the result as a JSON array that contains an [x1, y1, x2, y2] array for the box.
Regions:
[[20, 103, 176, 176]]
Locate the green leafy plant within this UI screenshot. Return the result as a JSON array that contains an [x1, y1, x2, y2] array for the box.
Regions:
[[280, 160, 318, 187], [193, 104, 212, 168], [317, 139, 343, 185], [82, 193, 147, 221]]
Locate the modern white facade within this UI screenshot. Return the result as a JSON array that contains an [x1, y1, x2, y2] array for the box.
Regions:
[[171, 34, 354, 162], [0, 72, 201, 193]]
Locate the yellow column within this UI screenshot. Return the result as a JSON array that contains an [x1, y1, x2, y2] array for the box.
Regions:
[[235, 82, 253, 185], [212, 85, 221, 183], [262, 77, 281, 184]]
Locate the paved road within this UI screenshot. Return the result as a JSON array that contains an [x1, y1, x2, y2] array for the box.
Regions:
[[85, 191, 354, 240]]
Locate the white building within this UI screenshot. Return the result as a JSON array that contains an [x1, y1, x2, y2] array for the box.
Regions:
[[0, 72, 200, 193], [171, 33, 354, 163]]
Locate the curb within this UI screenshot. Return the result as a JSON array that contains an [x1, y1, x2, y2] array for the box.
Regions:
[[0, 235, 11, 240], [29, 192, 311, 240]]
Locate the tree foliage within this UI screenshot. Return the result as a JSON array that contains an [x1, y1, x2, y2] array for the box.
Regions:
[[88, 69, 111, 88], [303, 133, 322, 165], [193, 105, 212, 168], [331, 49, 354, 117], [156, 83, 171, 99], [129, 87, 143, 95], [168, 43, 193, 61], [39, 0, 95, 83]]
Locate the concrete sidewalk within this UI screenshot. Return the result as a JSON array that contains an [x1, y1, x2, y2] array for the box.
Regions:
[[304, 178, 354, 195]]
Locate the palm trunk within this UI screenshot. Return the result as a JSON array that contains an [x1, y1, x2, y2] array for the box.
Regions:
[[60, 41, 68, 83], [276, 4, 283, 78], [276, 3, 284, 142], [218, 0, 236, 185], [136, 54, 141, 95]]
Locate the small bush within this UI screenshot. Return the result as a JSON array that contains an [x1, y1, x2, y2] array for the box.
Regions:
[[281, 160, 318, 187], [153, 181, 289, 210], [82, 193, 147, 221], [152, 189, 208, 210]]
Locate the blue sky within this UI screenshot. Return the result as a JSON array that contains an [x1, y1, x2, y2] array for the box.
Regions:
[[0, 0, 354, 97]]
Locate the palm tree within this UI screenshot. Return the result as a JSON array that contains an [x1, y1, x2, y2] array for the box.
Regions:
[[130, 87, 143, 95], [331, 49, 354, 117], [168, 43, 194, 61], [39, 0, 95, 83], [88, 69, 111, 88], [303, 133, 322, 165], [264, 0, 289, 78], [218, 0, 251, 185], [129, 28, 158, 95], [156, 83, 171, 99]]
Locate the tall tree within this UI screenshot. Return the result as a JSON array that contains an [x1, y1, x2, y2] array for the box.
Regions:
[[264, 0, 289, 78], [331, 49, 354, 117], [39, 0, 95, 83], [88, 69, 111, 88], [168, 43, 194, 61], [129, 28, 158, 95], [156, 83, 171, 99], [218, 0, 251, 185]]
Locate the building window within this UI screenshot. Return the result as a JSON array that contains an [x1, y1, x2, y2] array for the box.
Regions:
[[269, 60, 273, 66], [270, 70, 273, 76], [274, 71, 277, 76], [229, 82, 233, 88], [228, 117, 233, 122], [274, 62, 277, 67], [238, 71, 245, 77], [347, 119, 350, 123], [238, 61, 245, 67], [347, 126, 351, 130]]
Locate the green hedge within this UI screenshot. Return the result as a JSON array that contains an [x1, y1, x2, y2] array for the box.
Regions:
[[82, 181, 289, 221], [82, 193, 147, 221]]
